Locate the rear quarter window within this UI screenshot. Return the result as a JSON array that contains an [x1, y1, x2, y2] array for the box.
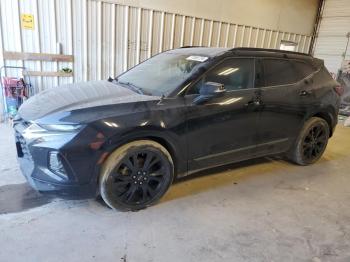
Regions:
[[262, 59, 316, 87], [263, 59, 299, 86], [292, 61, 316, 79]]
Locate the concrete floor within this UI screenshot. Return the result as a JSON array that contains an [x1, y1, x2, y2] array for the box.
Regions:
[[0, 123, 350, 262]]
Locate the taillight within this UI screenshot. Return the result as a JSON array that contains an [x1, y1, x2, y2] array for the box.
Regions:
[[334, 85, 344, 96]]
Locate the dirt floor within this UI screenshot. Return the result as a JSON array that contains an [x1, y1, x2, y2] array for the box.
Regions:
[[0, 122, 350, 262]]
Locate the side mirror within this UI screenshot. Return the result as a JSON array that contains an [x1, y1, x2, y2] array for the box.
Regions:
[[193, 82, 226, 104]]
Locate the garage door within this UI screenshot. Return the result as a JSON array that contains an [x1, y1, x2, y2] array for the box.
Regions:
[[313, 0, 350, 75]]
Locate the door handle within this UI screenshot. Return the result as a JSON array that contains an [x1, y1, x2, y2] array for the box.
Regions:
[[299, 90, 312, 96]]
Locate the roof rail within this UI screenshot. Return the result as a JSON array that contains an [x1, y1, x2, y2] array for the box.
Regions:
[[230, 47, 312, 57], [180, 46, 203, 48]]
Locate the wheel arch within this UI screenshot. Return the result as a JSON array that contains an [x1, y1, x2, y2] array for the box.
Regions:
[[103, 128, 183, 177], [137, 135, 179, 174], [311, 110, 336, 137]]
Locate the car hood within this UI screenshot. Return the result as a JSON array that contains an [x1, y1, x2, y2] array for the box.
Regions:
[[18, 80, 160, 121]]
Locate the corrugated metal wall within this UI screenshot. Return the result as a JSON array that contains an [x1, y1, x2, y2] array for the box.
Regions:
[[313, 0, 350, 74], [0, 0, 312, 92]]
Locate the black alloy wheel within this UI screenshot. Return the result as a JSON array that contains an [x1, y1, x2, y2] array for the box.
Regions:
[[100, 140, 174, 211], [302, 123, 328, 162], [288, 117, 330, 165]]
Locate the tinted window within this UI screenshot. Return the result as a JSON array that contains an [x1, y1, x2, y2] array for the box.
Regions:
[[255, 59, 265, 88], [261, 59, 316, 87], [263, 59, 299, 86], [292, 61, 316, 79], [188, 58, 254, 94]]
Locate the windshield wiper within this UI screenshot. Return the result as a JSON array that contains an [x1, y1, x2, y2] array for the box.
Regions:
[[116, 80, 144, 95]]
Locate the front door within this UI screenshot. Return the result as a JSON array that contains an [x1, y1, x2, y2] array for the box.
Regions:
[[185, 58, 261, 172]]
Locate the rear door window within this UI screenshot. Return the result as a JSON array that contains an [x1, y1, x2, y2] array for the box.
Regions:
[[262, 59, 299, 86]]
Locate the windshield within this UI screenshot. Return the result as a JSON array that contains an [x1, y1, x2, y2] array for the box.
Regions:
[[116, 52, 208, 96]]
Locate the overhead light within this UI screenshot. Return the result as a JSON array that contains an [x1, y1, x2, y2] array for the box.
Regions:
[[140, 121, 149, 126], [104, 121, 119, 128], [218, 68, 239, 76], [218, 97, 243, 105]]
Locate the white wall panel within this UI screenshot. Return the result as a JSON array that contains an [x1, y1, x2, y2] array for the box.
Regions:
[[56, 0, 73, 85], [139, 9, 150, 62], [101, 3, 115, 78], [1, 0, 23, 75], [322, 0, 350, 17], [313, 0, 350, 74], [0, 2, 4, 118], [318, 17, 350, 37], [19, 0, 40, 92], [39, 0, 58, 88], [0, 0, 312, 95], [315, 37, 348, 56], [103, 0, 318, 36]]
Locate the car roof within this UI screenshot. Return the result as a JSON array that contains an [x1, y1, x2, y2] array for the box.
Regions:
[[166, 47, 230, 57], [230, 47, 314, 60], [169, 47, 314, 62]]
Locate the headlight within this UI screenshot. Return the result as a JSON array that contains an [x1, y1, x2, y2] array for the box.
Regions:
[[23, 123, 82, 139], [26, 122, 81, 132]]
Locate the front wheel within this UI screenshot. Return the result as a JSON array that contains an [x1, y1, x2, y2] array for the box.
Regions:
[[99, 140, 174, 211], [288, 117, 330, 165]]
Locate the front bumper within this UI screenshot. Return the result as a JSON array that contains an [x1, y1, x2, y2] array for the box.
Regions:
[[16, 155, 95, 198], [13, 121, 97, 198]]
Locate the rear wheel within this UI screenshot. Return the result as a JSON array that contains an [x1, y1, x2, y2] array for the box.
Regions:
[[288, 117, 329, 165], [99, 140, 174, 211]]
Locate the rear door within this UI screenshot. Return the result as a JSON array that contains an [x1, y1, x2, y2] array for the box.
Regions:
[[255, 58, 317, 156]]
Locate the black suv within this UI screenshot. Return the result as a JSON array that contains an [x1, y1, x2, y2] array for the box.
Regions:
[[14, 47, 341, 211]]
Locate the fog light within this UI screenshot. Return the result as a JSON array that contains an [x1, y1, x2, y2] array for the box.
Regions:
[[48, 151, 68, 180]]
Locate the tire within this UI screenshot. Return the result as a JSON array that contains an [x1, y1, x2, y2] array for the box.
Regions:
[[99, 140, 174, 211], [288, 117, 330, 165]]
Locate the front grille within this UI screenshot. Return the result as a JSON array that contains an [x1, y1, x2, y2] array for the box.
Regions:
[[15, 132, 32, 160]]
